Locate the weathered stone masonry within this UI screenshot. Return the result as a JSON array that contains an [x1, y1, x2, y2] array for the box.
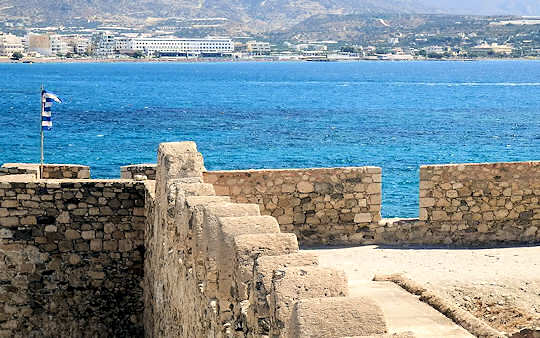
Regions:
[[1, 146, 538, 337], [143, 142, 387, 337], [371, 162, 540, 245], [121, 164, 156, 180], [122, 164, 383, 246], [2, 163, 90, 180], [0, 180, 145, 337], [122, 160, 540, 246], [204, 168, 382, 246]]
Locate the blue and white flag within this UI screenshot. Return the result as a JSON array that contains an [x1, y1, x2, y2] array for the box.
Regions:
[[41, 90, 62, 131]]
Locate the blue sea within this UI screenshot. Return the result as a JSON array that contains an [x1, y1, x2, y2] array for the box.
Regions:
[[1, 61, 539, 217]]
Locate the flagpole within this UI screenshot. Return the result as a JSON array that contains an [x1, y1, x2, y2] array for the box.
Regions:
[[40, 84, 44, 179]]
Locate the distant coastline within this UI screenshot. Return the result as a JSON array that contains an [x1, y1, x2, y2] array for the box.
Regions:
[[1, 56, 539, 64]]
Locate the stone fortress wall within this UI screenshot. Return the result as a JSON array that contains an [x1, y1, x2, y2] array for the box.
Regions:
[[2, 163, 90, 180], [122, 160, 540, 246], [203, 168, 382, 245], [385, 161, 540, 245], [121, 163, 157, 180], [0, 143, 538, 336], [0, 179, 145, 336], [143, 142, 387, 337]]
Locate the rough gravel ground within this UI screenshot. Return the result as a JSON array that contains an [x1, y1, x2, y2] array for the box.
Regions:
[[309, 244, 540, 334]]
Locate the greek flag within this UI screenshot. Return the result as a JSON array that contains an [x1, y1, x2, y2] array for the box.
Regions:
[[41, 90, 62, 131]]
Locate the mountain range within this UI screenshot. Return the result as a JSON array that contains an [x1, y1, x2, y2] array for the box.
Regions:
[[0, 0, 538, 32]]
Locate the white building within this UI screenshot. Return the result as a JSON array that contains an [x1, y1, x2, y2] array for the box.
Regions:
[[115, 37, 130, 52], [470, 43, 513, 56], [94, 32, 116, 57], [50, 35, 70, 56], [0, 33, 24, 57], [61, 35, 91, 55], [295, 43, 328, 52], [74, 37, 90, 55], [126, 37, 234, 56], [424, 46, 446, 54], [246, 41, 271, 55]]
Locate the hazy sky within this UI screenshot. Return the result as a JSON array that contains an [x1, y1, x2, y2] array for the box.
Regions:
[[419, 0, 540, 16]]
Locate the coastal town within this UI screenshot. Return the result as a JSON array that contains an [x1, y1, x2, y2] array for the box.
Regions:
[[1, 14, 540, 61]]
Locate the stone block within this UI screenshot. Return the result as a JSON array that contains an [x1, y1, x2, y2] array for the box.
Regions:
[[57, 211, 70, 223], [133, 208, 145, 216], [173, 181, 215, 197], [58, 240, 73, 252], [205, 203, 260, 218], [185, 196, 230, 207], [103, 240, 118, 251], [251, 252, 319, 335], [1, 200, 18, 208], [288, 297, 387, 338], [255, 252, 319, 297], [104, 223, 115, 234], [297, 181, 314, 193], [446, 190, 459, 198], [0, 217, 18, 227], [218, 215, 281, 292], [419, 180, 434, 190], [157, 141, 206, 179], [369, 194, 381, 205], [88, 271, 105, 280], [420, 198, 436, 208], [68, 254, 81, 265], [282, 184, 295, 193], [366, 167, 381, 174], [90, 239, 102, 251], [65, 229, 81, 240], [118, 239, 132, 252], [213, 185, 229, 195], [277, 214, 294, 224], [366, 183, 380, 194], [82, 230, 95, 240], [44, 225, 57, 232], [19, 215, 36, 225], [354, 213, 372, 223], [0, 228, 13, 238], [270, 266, 348, 336], [431, 210, 448, 221], [234, 233, 299, 300]]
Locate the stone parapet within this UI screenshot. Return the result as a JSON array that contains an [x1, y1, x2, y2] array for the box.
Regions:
[[124, 159, 540, 246], [121, 163, 157, 180], [2, 163, 90, 179], [415, 161, 540, 244], [204, 167, 382, 246], [0, 164, 39, 180]]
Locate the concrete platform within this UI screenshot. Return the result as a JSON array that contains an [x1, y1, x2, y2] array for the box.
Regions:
[[348, 280, 473, 337]]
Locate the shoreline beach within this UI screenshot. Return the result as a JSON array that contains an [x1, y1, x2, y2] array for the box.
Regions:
[[1, 56, 539, 64]]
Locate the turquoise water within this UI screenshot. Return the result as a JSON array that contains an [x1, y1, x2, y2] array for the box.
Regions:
[[1, 61, 539, 217]]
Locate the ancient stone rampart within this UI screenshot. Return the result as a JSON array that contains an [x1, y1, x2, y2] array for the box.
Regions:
[[122, 160, 539, 246], [1, 143, 537, 336], [0, 179, 145, 336], [377, 161, 539, 245], [0, 167, 38, 182], [204, 168, 382, 245], [121, 163, 157, 180], [121, 164, 382, 245], [144, 142, 386, 337], [2, 163, 90, 179]]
